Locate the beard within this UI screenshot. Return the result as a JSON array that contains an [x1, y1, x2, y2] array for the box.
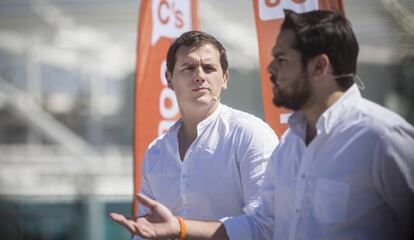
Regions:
[[272, 73, 312, 111]]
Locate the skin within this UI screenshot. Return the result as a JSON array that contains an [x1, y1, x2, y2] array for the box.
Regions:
[[110, 30, 348, 239], [110, 194, 226, 239], [268, 30, 312, 112], [109, 42, 230, 239], [166, 43, 229, 160], [268, 30, 345, 144]]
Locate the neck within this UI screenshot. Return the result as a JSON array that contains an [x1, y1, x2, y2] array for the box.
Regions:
[[180, 101, 219, 129], [178, 102, 219, 160]]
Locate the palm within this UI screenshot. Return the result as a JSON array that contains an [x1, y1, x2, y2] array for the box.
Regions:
[[110, 194, 180, 239], [136, 201, 178, 238]]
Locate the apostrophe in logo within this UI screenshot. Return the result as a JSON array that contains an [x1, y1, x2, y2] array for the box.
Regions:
[[151, 0, 192, 45], [259, 0, 318, 21]]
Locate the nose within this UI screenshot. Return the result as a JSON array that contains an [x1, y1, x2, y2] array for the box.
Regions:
[[267, 60, 277, 75], [194, 68, 206, 83], [267, 61, 278, 84]]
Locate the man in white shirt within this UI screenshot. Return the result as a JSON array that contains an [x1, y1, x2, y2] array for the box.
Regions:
[[127, 31, 278, 239], [110, 10, 414, 240]]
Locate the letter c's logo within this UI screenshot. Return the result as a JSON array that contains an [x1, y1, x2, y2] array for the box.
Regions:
[[158, 0, 169, 25]]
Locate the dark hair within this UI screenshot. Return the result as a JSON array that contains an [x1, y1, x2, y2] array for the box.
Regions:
[[166, 31, 228, 75], [281, 9, 359, 90]]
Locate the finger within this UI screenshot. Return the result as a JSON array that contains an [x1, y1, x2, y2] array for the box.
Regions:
[[122, 214, 150, 221], [109, 212, 126, 222], [109, 213, 136, 233], [136, 193, 157, 210]]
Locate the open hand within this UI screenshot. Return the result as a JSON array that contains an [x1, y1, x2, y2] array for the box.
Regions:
[[110, 193, 180, 239]]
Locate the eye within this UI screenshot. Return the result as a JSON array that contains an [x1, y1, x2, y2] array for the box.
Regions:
[[277, 57, 286, 64], [203, 65, 216, 73], [182, 65, 195, 72]]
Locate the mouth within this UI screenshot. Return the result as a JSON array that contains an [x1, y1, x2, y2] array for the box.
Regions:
[[192, 87, 210, 92], [269, 76, 279, 90], [270, 75, 277, 85]]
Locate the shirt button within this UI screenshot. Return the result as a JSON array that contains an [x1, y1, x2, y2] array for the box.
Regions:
[[182, 174, 186, 178], [301, 174, 306, 179], [295, 208, 300, 213]]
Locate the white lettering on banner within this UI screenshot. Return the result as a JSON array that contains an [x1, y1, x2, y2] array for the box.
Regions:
[[258, 0, 318, 21], [158, 120, 176, 136], [158, 60, 179, 135], [160, 88, 178, 119], [151, 0, 193, 45], [160, 59, 168, 86]]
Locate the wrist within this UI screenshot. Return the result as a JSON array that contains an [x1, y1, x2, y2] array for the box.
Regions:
[[176, 216, 186, 240]]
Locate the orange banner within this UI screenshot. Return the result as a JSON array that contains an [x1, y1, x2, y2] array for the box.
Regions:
[[253, 0, 344, 136], [133, 0, 199, 216]]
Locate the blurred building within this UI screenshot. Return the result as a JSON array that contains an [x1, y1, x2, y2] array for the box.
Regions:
[[0, 0, 413, 239], [0, 0, 138, 239]]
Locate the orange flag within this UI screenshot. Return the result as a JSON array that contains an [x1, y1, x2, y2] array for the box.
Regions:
[[253, 0, 344, 136], [133, 0, 198, 216]]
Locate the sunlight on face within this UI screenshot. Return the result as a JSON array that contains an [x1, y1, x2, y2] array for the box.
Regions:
[[169, 43, 228, 109], [268, 30, 312, 111]]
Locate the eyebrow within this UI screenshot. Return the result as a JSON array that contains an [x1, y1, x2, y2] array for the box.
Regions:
[[202, 62, 217, 67], [180, 62, 196, 67], [271, 46, 281, 56], [179, 61, 217, 67], [272, 49, 285, 58]]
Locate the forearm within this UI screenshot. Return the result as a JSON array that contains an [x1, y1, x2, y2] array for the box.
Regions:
[[181, 220, 229, 240], [111, 194, 231, 240]]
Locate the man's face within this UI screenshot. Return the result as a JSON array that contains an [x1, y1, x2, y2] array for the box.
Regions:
[[167, 43, 228, 109], [267, 30, 312, 111]]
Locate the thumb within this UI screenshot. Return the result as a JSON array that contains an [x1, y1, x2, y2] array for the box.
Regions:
[[136, 193, 157, 210]]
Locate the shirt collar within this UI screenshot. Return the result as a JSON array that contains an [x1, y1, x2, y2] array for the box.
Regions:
[[288, 84, 361, 136], [167, 103, 223, 140], [196, 103, 223, 135]]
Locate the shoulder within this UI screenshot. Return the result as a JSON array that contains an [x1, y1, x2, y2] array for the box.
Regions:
[[355, 101, 414, 195], [351, 98, 413, 138], [141, 127, 177, 173], [145, 122, 179, 158], [146, 132, 168, 154], [219, 105, 276, 136], [345, 99, 414, 172]]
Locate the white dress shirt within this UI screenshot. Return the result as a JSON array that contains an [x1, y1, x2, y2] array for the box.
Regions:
[[137, 103, 278, 221], [223, 85, 414, 240]]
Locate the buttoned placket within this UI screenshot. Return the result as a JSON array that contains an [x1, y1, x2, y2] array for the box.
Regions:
[[179, 146, 193, 217], [176, 105, 220, 218], [288, 129, 324, 240]]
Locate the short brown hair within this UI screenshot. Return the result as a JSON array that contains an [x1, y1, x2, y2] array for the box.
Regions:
[[282, 9, 359, 90], [166, 31, 229, 75]]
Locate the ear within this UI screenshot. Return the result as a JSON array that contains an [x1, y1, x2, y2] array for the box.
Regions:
[[165, 71, 173, 90], [307, 54, 330, 80], [222, 70, 229, 90]]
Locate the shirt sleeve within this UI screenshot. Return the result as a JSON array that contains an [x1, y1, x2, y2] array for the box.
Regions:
[[235, 119, 279, 215], [373, 123, 414, 238], [222, 147, 279, 240]]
